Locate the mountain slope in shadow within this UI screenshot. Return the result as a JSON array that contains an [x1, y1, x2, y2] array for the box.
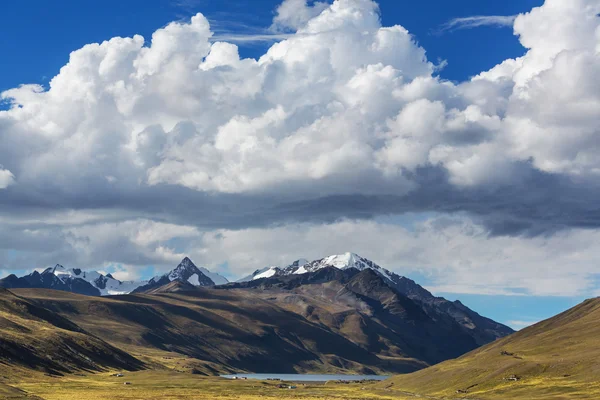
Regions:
[[0, 288, 144, 375]]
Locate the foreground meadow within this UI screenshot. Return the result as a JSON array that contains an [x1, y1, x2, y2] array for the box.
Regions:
[[5, 369, 600, 400], [4, 371, 412, 400]]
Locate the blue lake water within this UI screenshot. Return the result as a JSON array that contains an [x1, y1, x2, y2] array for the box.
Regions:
[[220, 374, 389, 382]]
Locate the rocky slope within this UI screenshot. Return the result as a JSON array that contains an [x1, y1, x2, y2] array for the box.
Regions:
[[232, 253, 513, 345], [224, 266, 512, 367]]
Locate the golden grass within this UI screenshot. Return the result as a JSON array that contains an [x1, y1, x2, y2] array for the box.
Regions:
[[381, 297, 600, 399], [8, 370, 412, 400]]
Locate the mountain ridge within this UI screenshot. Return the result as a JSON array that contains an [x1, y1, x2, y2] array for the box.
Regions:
[[0, 257, 515, 383], [0, 253, 513, 346], [0, 257, 228, 296], [232, 252, 513, 345]]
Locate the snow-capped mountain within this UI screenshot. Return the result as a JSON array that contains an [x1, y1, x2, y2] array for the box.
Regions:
[[0, 257, 229, 296], [46, 265, 148, 296], [198, 267, 228, 285], [237, 253, 404, 286], [132, 257, 228, 293], [292, 253, 389, 274], [233, 253, 513, 344], [237, 258, 309, 282], [237, 266, 282, 282], [166, 257, 216, 285], [0, 264, 146, 296]]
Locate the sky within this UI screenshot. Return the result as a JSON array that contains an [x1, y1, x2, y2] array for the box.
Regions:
[[0, 0, 598, 330]]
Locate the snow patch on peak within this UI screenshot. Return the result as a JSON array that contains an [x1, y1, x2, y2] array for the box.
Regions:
[[236, 253, 405, 285], [274, 253, 407, 287], [254, 266, 281, 280], [293, 265, 308, 275], [237, 265, 284, 282], [237, 267, 269, 282], [307, 253, 406, 287], [321, 253, 363, 269], [198, 266, 228, 285], [187, 273, 201, 286]]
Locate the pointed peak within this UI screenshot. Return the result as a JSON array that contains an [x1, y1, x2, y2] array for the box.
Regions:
[[39, 264, 68, 276], [42, 265, 58, 275], [167, 257, 214, 284], [178, 257, 196, 267]]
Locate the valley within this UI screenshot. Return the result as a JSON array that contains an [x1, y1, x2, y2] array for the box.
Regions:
[[2, 254, 598, 398], [0, 254, 513, 376]]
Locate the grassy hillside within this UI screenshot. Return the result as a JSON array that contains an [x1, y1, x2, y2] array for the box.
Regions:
[[384, 297, 600, 399], [10, 287, 419, 375], [0, 288, 143, 375]]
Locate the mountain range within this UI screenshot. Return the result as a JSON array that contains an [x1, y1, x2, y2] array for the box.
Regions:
[[0, 252, 513, 348], [0, 257, 229, 296], [0, 252, 514, 378]]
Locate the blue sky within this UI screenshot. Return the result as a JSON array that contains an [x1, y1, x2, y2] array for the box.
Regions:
[[438, 293, 587, 330], [1, 0, 598, 332], [1, 0, 542, 91]]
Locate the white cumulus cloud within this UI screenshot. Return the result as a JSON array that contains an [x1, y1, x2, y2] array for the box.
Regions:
[[271, 0, 330, 32], [0, 0, 599, 296]]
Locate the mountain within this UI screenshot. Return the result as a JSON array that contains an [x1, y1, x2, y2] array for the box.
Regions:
[[234, 252, 513, 344], [0, 264, 146, 296], [0, 258, 229, 296], [224, 264, 513, 367], [237, 258, 309, 282], [384, 297, 600, 399], [132, 257, 224, 293], [237, 266, 283, 282], [0, 266, 102, 296]]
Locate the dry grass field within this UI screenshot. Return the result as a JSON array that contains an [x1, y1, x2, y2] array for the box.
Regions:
[[384, 297, 600, 399], [2, 370, 412, 400]]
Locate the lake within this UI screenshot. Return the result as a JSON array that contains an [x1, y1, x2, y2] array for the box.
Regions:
[[220, 374, 389, 382]]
